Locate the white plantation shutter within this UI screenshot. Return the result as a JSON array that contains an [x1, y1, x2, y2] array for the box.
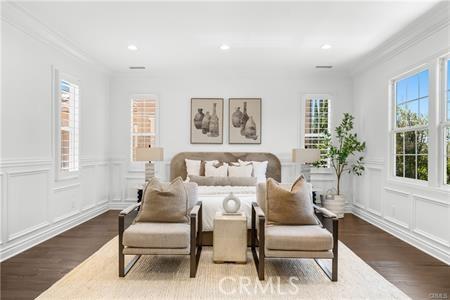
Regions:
[[304, 97, 330, 165], [131, 99, 157, 161], [60, 79, 79, 172]]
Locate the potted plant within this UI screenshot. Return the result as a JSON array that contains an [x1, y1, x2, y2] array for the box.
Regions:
[[314, 113, 366, 218]]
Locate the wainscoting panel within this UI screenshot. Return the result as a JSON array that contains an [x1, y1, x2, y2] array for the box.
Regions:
[[413, 196, 450, 247], [383, 188, 411, 229], [367, 168, 382, 216], [80, 165, 97, 211], [96, 164, 110, 204], [0, 158, 110, 262], [52, 184, 81, 222], [7, 169, 50, 241], [352, 158, 450, 264]]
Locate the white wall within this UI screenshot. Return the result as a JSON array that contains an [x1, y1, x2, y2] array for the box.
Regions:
[[0, 7, 110, 261], [352, 5, 450, 264], [109, 72, 354, 207]]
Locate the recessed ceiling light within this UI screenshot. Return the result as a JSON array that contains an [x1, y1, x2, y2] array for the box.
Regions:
[[220, 44, 230, 50], [128, 44, 138, 51], [316, 65, 333, 69], [129, 66, 146, 70], [321, 44, 332, 50]]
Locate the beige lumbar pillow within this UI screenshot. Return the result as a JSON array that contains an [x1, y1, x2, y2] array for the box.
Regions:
[[135, 177, 188, 223], [266, 176, 318, 225]]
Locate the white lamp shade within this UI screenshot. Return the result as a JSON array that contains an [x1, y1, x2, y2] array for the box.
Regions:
[[135, 147, 164, 161], [292, 148, 321, 164]]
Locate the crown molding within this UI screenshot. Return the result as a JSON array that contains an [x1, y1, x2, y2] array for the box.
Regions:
[[1, 2, 111, 74], [350, 1, 450, 76]]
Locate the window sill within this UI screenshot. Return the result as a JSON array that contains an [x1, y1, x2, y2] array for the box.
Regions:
[[55, 171, 79, 182], [387, 176, 450, 194]]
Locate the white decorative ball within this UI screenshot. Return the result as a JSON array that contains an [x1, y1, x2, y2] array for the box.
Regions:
[[223, 192, 241, 213]]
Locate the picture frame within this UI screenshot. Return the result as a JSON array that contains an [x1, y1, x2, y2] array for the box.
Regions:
[[190, 98, 224, 144], [228, 98, 261, 144]]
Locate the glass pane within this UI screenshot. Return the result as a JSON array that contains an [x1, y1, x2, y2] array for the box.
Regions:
[[405, 156, 416, 179], [447, 158, 450, 185], [405, 75, 419, 101], [396, 104, 406, 127], [418, 70, 429, 98], [417, 155, 428, 181], [396, 155, 404, 177], [406, 100, 419, 125], [396, 133, 404, 154], [418, 97, 428, 120], [447, 91, 450, 121], [417, 130, 428, 154], [396, 80, 407, 104], [404, 131, 416, 154]]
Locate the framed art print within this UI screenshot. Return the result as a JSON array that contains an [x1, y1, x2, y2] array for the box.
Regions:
[[229, 98, 261, 144], [190, 98, 224, 144]]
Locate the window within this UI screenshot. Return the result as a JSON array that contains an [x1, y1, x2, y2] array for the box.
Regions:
[[131, 98, 158, 161], [443, 58, 450, 185], [303, 96, 330, 165], [59, 78, 79, 173], [393, 69, 429, 181]]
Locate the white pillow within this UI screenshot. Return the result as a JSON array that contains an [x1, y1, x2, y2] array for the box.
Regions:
[[185, 159, 201, 176], [205, 163, 228, 177], [204, 160, 219, 167], [228, 164, 253, 177], [238, 159, 268, 183]]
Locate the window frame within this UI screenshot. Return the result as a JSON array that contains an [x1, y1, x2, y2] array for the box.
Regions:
[[129, 94, 160, 169], [439, 54, 450, 186], [390, 64, 430, 183], [53, 68, 80, 180], [300, 94, 332, 167]]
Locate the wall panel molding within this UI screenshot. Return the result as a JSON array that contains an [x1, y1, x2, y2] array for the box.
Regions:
[[353, 205, 450, 265]]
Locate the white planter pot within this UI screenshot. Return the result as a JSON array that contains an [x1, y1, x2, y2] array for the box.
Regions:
[[323, 195, 345, 218]]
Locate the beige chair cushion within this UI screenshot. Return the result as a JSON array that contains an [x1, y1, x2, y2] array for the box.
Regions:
[[265, 225, 333, 251], [266, 176, 318, 225], [188, 175, 257, 186], [122, 222, 190, 249], [135, 177, 188, 223]]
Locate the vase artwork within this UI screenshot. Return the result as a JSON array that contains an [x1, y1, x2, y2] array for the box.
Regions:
[[229, 98, 261, 144], [191, 98, 223, 144]]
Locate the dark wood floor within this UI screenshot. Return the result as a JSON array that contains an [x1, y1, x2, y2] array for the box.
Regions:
[[1, 212, 449, 300]]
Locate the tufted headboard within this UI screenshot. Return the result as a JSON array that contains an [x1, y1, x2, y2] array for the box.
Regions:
[[170, 152, 281, 182]]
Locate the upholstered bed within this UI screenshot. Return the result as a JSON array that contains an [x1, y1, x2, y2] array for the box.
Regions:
[[170, 152, 281, 245]]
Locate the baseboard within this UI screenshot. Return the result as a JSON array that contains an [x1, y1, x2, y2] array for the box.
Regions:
[[0, 202, 109, 262], [351, 206, 450, 265]]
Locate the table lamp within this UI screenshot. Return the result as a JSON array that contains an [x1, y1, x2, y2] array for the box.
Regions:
[[292, 148, 321, 182], [135, 147, 164, 182]]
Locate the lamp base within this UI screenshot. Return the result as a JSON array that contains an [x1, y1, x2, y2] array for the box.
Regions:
[[145, 162, 155, 182], [301, 164, 312, 182]]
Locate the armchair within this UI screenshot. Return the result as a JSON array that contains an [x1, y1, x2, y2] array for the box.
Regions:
[[251, 183, 339, 281], [118, 200, 203, 278]]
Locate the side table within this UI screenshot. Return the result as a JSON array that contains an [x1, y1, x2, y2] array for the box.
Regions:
[[213, 212, 247, 263]]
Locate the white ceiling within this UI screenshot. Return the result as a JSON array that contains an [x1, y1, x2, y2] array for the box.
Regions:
[[15, 1, 441, 74]]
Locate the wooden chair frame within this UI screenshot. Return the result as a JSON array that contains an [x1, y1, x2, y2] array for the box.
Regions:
[[118, 201, 203, 278], [251, 202, 339, 281]]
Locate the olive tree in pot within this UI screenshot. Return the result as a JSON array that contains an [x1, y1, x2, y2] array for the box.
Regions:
[[314, 113, 366, 218]]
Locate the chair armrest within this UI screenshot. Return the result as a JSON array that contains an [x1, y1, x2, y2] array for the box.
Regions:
[[119, 203, 141, 216], [252, 202, 265, 219], [314, 204, 337, 219], [190, 201, 202, 218], [190, 201, 202, 247]]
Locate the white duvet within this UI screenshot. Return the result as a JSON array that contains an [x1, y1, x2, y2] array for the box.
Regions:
[[197, 186, 257, 231]]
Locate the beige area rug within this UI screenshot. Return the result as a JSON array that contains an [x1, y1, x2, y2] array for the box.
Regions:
[[37, 237, 409, 300]]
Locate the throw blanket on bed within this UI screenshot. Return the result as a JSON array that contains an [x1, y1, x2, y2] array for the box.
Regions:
[[197, 186, 256, 231]]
